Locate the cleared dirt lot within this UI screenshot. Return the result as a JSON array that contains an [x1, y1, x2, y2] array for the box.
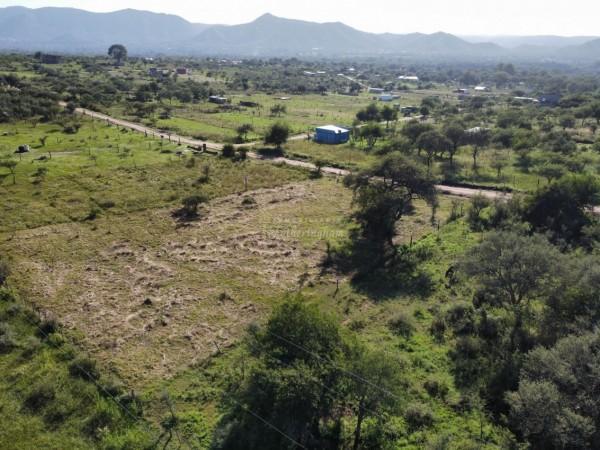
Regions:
[[5, 180, 352, 386]]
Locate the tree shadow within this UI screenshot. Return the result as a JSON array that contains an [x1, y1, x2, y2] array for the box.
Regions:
[[322, 230, 435, 301]]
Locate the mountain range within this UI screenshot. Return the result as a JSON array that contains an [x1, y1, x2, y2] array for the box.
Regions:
[[0, 6, 599, 62]]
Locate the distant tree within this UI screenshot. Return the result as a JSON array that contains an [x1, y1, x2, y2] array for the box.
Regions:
[[360, 123, 384, 149], [175, 195, 206, 220], [269, 104, 286, 117], [535, 162, 566, 184], [463, 128, 491, 170], [443, 121, 465, 166], [39, 135, 48, 147], [380, 105, 398, 129], [108, 44, 128, 65], [589, 101, 600, 125], [264, 122, 289, 149], [236, 124, 254, 142], [490, 151, 510, 179], [356, 103, 380, 123], [401, 120, 433, 145], [416, 130, 452, 173], [559, 114, 576, 130]]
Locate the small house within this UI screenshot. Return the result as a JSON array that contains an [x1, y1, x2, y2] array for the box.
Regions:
[[398, 75, 419, 82], [368, 87, 385, 94], [176, 67, 189, 75], [379, 94, 394, 102], [209, 95, 228, 105], [474, 86, 490, 92], [314, 125, 350, 145]]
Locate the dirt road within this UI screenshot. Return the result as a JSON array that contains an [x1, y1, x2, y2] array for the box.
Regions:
[[67, 104, 518, 202]]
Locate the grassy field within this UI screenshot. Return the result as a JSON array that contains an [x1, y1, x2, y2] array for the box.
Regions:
[[0, 120, 309, 232]]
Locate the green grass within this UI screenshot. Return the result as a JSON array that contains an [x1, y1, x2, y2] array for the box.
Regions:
[[285, 139, 378, 171], [0, 120, 308, 232], [0, 288, 155, 450]]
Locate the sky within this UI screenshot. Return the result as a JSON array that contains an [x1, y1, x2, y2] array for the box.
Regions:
[[1, 0, 598, 36]]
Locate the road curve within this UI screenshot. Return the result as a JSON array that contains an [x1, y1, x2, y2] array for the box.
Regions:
[[66, 104, 521, 203]]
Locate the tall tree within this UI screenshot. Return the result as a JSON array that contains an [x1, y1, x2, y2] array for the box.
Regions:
[[344, 154, 437, 252], [108, 44, 128, 65], [463, 128, 491, 170], [443, 121, 465, 166], [264, 122, 290, 149]]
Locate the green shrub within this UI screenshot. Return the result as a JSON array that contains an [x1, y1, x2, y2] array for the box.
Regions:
[[222, 144, 235, 158], [85, 401, 118, 437], [388, 312, 415, 339], [24, 382, 56, 411], [423, 378, 449, 400], [37, 318, 59, 338], [68, 356, 100, 381], [404, 403, 435, 430], [429, 316, 446, 342]]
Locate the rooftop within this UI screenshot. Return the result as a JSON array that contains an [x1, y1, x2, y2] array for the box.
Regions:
[[316, 125, 350, 133]]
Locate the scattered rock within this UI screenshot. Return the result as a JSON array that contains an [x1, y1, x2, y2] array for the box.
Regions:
[[143, 298, 153, 306]]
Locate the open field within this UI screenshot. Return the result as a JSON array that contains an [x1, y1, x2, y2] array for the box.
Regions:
[[0, 121, 308, 232], [2, 177, 456, 388]]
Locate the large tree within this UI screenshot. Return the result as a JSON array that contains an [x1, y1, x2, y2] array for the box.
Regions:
[[507, 332, 600, 450], [463, 127, 491, 170], [416, 130, 452, 173], [108, 44, 128, 65], [215, 296, 347, 450], [524, 174, 600, 244], [443, 121, 465, 166], [459, 231, 561, 349], [344, 154, 437, 252], [264, 122, 290, 149]]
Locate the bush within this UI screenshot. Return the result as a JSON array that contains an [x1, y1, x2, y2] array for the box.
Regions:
[[222, 144, 235, 158], [184, 156, 196, 168], [445, 302, 475, 335], [466, 195, 491, 231], [37, 317, 59, 338], [24, 382, 56, 411], [85, 401, 118, 437], [388, 312, 415, 339], [68, 356, 100, 381], [405, 403, 435, 430], [429, 317, 446, 342], [241, 196, 256, 207], [424, 379, 449, 400]]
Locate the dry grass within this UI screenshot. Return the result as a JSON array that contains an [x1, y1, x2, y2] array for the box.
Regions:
[[3, 179, 352, 386]]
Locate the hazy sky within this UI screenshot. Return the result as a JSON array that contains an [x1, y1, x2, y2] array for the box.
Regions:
[[1, 0, 598, 36]]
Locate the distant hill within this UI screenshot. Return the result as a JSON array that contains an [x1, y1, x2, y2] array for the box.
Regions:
[[0, 6, 209, 53], [0, 6, 598, 61], [462, 35, 598, 49], [184, 14, 505, 58]]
